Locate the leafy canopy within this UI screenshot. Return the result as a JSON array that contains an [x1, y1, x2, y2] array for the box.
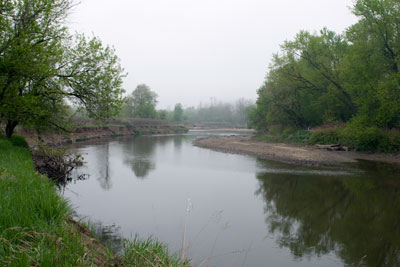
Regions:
[[0, 0, 126, 137], [250, 0, 400, 132], [123, 84, 158, 119]]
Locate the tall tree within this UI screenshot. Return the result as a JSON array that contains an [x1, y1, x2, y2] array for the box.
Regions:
[[173, 103, 183, 122], [251, 0, 400, 132], [0, 0, 125, 138], [343, 0, 400, 128], [125, 84, 158, 118]]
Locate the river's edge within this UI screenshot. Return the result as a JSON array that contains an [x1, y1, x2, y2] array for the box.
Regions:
[[193, 135, 400, 166], [2, 126, 189, 265], [0, 136, 189, 266], [17, 124, 188, 148]]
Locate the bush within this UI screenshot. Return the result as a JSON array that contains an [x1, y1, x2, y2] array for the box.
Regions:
[[309, 128, 342, 145], [341, 125, 400, 152], [256, 127, 311, 144], [341, 126, 380, 151], [308, 122, 400, 153]]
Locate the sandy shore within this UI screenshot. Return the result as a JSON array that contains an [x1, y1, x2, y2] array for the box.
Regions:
[[193, 135, 400, 166]]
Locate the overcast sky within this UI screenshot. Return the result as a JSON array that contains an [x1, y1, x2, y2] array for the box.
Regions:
[[69, 0, 358, 109]]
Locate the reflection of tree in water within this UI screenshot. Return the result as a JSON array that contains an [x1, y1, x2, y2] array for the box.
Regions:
[[255, 160, 400, 267], [121, 135, 188, 179], [173, 135, 183, 150], [122, 137, 157, 179], [129, 158, 155, 178], [95, 143, 112, 190]]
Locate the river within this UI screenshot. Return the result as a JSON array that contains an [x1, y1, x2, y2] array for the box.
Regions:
[[63, 130, 400, 267]]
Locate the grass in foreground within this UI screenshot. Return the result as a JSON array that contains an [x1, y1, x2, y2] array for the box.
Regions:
[[0, 135, 189, 266]]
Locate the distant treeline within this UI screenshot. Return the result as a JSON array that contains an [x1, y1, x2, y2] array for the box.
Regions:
[[177, 98, 254, 127], [248, 0, 400, 151], [119, 84, 254, 127]]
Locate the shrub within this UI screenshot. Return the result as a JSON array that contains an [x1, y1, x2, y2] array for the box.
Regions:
[[309, 122, 400, 153], [341, 125, 400, 152], [309, 128, 342, 145]]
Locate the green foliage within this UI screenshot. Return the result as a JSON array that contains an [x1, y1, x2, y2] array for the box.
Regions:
[[309, 128, 342, 145], [180, 98, 254, 127], [158, 109, 168, 120], [0, 0, 126, 138], [309, 123, 400, 152], [341, 123, 400, 152], [173, 103, 183, 122], [123, 84, 158, 119], [251, 0, 400, 152], [256, 128, 312, 144]]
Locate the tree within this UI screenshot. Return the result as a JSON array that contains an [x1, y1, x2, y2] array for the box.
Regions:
[[125, 84, 158, 118], [251, 0, 400, 133], [157, 109, 168, 120], [173, 103, 183, 122], [0, 0, 125, 138], [343, 0, 400, 128]]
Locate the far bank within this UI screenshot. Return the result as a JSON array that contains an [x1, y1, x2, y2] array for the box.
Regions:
[[13, 118, 188, 148], [193, 135, 400, 166]]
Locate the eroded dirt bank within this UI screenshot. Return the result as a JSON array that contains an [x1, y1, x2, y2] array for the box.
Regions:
[[19, 124, 187, 148], [193, 135, 400, 166]]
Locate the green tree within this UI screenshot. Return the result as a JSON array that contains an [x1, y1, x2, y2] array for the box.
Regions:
[[125, 84, 158, 119], [0, 0, 125, 138], [251, 0, 400, 135], [251, 29, 351, 130], [343, 0, 400, 128], [157, 109, 168, 120], [173, 103, 183, 122]]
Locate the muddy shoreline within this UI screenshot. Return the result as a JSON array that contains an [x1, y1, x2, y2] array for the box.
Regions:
[[18, 124, 188, 148], [193, 135, 400, 166]]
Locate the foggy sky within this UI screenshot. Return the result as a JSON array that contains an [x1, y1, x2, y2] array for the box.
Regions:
[[69, 0, 357, 109]]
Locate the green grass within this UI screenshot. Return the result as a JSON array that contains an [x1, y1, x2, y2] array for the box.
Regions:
[[0, 136, 190, 266], [0, 137, 91, 266], [122, 236, 189, 266]]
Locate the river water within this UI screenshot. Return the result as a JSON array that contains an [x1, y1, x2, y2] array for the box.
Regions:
[[63, 130, 400, 267]]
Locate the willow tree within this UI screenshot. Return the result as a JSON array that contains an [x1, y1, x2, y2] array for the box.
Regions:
[[0, 0, 125, 138]]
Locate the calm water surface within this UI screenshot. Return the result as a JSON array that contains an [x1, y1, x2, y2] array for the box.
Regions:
[[64, 131, 400, 267]]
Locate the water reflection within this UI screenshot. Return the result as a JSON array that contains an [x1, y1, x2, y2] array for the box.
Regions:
[[88, 220, 124, 254], [173, 135, 183, 151], [255, 159, 400, 267], [121, 136, 157, 179], [95, 143, 112, 190]]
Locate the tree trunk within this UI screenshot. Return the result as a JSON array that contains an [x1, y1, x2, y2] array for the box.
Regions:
[[5, 120, 18, 138]]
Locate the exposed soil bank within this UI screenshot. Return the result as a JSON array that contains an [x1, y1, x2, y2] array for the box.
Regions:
[[18, 124, 188, 148], [193, 135, 400, 166]]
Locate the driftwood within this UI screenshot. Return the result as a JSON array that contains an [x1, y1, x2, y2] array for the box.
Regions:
[[315, 144, 350, 152], [32, 147, 86, 186]]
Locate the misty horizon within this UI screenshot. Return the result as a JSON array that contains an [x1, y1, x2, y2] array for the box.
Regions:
[[69, 0, 357, 109]]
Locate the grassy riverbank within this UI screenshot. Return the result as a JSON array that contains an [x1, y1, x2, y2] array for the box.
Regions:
[[0, 136, 189, 266]]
